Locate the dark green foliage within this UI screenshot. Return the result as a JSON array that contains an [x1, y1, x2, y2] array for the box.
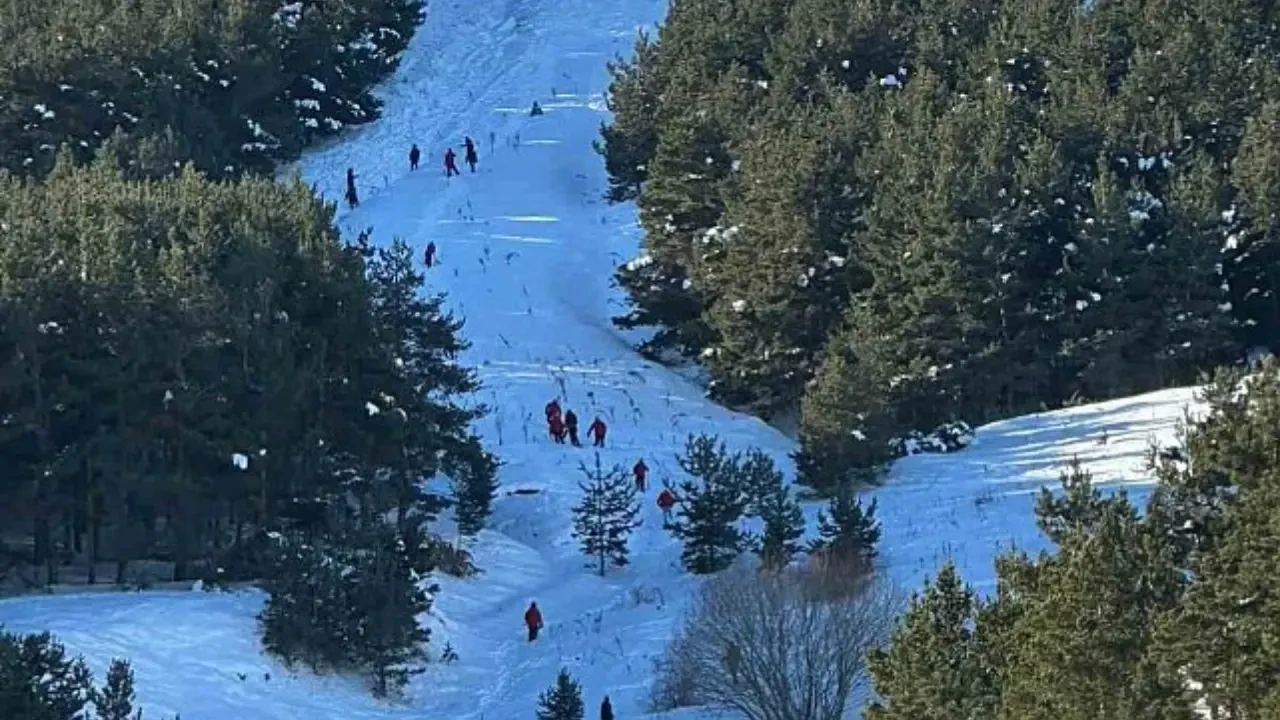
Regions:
[[571, 456, 642, 576], [754, 481, 804, 571], [603, 0, 1280, 485], [92, 660, 141, 720], [667, 434, 749, 574], [868, 364, 1280, 718], [0, 0, 424, 179], [808, 486, 880, 562], [0, 630, 164, 720], [258, 516, 434, 697], [865, 563, 998, 720], [0, 155, 491, 595], [0, 629, 96, 720], [536, 668, 585, 720]]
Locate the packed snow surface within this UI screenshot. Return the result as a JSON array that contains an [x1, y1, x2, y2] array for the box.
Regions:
[[0, 0, 1204, 716]]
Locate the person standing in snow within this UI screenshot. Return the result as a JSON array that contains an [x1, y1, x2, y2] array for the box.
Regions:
[[409, 143, 421, 170], [600, 696, 614, 720], [588, 417, 607, 448], [424, 240, 436, 268], [657, 488, 676, 524], [564, 409, 580, 447], [549, 412, 566, 444], [344, 167, 359, 208], [524, 601, 543, 642], [463, 136, 478, 173], [444, 148, 460, 177], [488, 130, 496, 150], [633, 459, 648, 492], [530, 100, 543, 116]]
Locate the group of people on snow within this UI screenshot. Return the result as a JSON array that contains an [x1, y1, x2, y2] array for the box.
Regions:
[[340, 98, 549, 209], [544, 398, 608, 447]]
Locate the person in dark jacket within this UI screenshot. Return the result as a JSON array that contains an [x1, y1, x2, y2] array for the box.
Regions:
[[344, 167, 359, 208], [633, 459, 648, 491], [600, 695, 614, 720], [524, 601, 543, 642], [444, 148, 460, 177], [424, 240, 436, 268], [530, 100, 543, 116], [463, 136, 478, 172], [409, 143, 421, 170], [564, 409, 580, 447]]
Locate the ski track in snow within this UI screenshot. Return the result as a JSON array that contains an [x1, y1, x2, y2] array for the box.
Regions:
[[0, 0, 1206, 717]]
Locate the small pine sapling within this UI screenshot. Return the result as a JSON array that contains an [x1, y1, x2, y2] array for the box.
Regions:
[[536, 667, 585, 720], [808, 484, 881, 563], [571, 455, 643, 576]]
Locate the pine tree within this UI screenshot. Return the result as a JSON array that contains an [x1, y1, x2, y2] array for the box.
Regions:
[[350, 527, 433, 698], [536, 668, 585, 720], [865, 562, 999, 720], [808, 485, 880, 562], [571, 456, 642, 576], [93, 659, 142, 720], [755, 482, 805, 571], [0, 628, 97, 720], [668, 434, 748, 574]]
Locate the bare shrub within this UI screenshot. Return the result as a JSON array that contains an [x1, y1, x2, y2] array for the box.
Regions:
[[649, 560, 902, 720]]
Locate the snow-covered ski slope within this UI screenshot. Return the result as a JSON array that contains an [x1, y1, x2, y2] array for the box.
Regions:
[[0, 0, 1206, 717]]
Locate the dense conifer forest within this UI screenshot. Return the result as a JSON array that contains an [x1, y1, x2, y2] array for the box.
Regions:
[[600, 0, 1280, 490]]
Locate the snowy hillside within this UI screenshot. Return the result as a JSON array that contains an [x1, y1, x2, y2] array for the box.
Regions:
[[0, 0, 1206, 718]]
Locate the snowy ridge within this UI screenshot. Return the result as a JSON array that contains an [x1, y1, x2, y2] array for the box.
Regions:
[[0, 0, 1205, 717]]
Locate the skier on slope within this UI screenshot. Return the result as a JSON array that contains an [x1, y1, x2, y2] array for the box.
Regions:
[[524, 601, 543, 642], [564, 409, 580, 447], [633, 459, 648, 492], [444, 148, 460, 177], [344, 167, 359, 208], [409, 143, 421, 170], [657, 488, 676, 524], [588, 417, 607, 448], [424, 241, 436, 268], [463, 136, 478, 173]]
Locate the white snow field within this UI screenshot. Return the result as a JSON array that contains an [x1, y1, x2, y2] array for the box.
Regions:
[[0, 0, 1206, 717]]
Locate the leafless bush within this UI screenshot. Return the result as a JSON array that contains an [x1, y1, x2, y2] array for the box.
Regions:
[[649, 561, 901, 720]]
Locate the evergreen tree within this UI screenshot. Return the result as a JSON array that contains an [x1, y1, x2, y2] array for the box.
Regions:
[[808, 486, 880, 562], [0, 629, 96, 720], [258, 515, 433, 696], [865, 562, 999, 720], [754, 482, 805, 571], [93, 659, 142, 720], [667, 434, 748, 574], [535, 668, 585, 720], [571, 456, 642, 576]]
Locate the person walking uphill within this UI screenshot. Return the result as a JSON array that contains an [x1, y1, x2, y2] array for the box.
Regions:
[[657, 488, 676, 524], [633, 458, 648, 492], [344, 167, 359, 208], [463, 136, 478, 172], [588, 417, 607, 448], [409, 143, 420, 170], [444, 148, 460, 177], [524, 601, 543, 642], [564, 409, 580, 447]]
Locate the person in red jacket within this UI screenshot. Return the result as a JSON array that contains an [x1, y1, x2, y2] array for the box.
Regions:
[[548, 412, 565, 444], [444, 148, 460, 177], [545, 399, 561, 423], [524, 601, 543, 642], [588, 417, 607, 447], [657, 488, 676, 524], [633, 459, 648, 492]]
